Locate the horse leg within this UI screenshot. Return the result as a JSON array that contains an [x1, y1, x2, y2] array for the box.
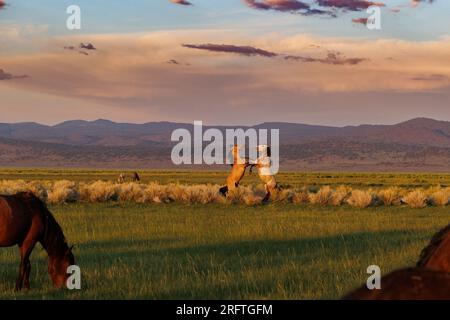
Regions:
[[18, 238, 37, 290], [15, 254, 24, 291], [219, 186, 228, 196], [262, 184, 271, 203]]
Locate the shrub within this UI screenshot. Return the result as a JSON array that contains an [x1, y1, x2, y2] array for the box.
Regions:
[[80, 181, 118, 202], [378, 187, 402, 206], [347, 190, 373, 208], [403, 190, 428, 209], [292, 188, 310, 204], [430, 188, 450, 206], [331, 186, 351, 206], [47, 180, 79, 204], [309, 186, 334, 206]]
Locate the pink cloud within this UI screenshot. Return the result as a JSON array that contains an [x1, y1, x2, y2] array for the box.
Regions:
[[316, 0, 385, 11], [182, 43, 278, 57], [170, 0, 193, 5], [244, 0, 334, 16]]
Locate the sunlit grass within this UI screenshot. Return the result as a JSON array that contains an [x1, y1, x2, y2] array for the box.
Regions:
[[0, 203, 448, 300]]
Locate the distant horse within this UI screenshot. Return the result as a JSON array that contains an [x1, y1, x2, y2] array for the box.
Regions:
[[0, 192, 75, 290], [118, 172, 140, 183], [343, 268, 450, 300], [416, 223, 450, 272], [219, 145, 251, 196]]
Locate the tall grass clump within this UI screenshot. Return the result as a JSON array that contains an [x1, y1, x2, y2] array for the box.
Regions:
[[429, 187, 450, 206], [80, 181, 118, 202], [347, 190, 373, 208], [403, 190, 428, 209], [47, 180, 79, 204], [377, 187, 402, 206], [117, 182, 146, 203], [291, 188, 310, 204], [331, 186, 351, 206], [309, 186, 334, 206]]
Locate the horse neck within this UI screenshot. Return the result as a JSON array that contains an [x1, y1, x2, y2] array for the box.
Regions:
[[40, 213, 69, 259], [417, 224, 450, 268]]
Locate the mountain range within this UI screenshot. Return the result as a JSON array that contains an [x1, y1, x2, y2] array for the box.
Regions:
[[1, 118, 450, 171]]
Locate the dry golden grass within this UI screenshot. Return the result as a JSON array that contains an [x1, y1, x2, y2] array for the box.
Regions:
[[47, 180, 79, 204], [429, 187, 450, 206], [309, 186, 334, 206], [377, 187, 402, 206], [0, 179, 446, 209], [403, 190, 428, 209], [292, 188, 310, 204], [347, 190, 373, 208]]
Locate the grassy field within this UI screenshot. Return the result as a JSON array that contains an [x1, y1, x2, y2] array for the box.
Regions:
[[1, 169, 449, 300], [2, 168, 450, 189], [0, 202, 449, 300]]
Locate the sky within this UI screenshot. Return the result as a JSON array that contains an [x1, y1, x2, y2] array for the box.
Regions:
[[0, 0, 449, 126]]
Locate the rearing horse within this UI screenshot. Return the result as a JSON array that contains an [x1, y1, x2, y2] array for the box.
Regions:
[[0, 192, 75, 290], [219, 145, 251, 196]]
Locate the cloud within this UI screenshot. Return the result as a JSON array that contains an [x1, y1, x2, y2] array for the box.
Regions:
[[352, 17, 368, 25], [410, 0, 434, 7], [80, 43, 96, 50], [0, 69, 28, 80], [170, 0, 193, 5], [411, 74, 448, 81], [183, 42, 366, 65], [243, 0, 335, 16], [316, 0, 385, 11], [182, 43, 279, 57], [285, 51, 366, 65]]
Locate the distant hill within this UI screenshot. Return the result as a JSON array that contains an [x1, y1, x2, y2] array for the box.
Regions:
[[1, 118, 450, 171]]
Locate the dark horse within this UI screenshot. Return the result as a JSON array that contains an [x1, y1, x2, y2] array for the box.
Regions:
[[343, 223, 450, 300], [0, 192, 75, 290], [343, 268, 450, 300], [416, 223, 450, 272]]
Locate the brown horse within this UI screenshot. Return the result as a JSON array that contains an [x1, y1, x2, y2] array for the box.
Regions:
[[0, 192, 75, 290], [343, 268, 450, 300], [343, 224, 450, 300], [416, 223, 450, 272], [219, 145, 251, 196]]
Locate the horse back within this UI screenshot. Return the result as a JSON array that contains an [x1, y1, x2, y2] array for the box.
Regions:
[[0, 193, 35, 247], [343, 268, 450, 300]]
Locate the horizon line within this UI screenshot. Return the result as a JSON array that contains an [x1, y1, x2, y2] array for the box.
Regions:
[[0, 116, 446, 129]]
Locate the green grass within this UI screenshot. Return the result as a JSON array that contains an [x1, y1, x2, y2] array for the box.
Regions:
[[1, 169, 450, 189], [1, 202, 449, 300]]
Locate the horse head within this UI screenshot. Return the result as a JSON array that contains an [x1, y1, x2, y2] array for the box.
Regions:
[[48, 245, 75, 288]]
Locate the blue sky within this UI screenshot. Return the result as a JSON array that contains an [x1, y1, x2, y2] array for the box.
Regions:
[[0, 0, 449, 125], [3, 0, 448, 40]]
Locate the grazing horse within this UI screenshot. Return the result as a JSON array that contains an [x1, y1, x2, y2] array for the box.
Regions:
[[416, 223, 450, 272], [118, 172, 141, 183], [219, 145, 251, 196], [0, 192, 75, 290], [250, 145, 277, 203], [343, 268, 450, 300]]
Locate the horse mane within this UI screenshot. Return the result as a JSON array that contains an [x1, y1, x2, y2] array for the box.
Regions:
[[417, 223, 450, 267], [18, 192, 70, 257]]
